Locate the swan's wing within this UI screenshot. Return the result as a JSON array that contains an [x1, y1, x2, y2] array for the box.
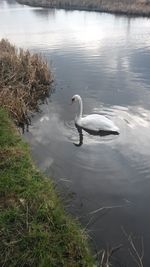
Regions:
[[80, 114, 119, 132]]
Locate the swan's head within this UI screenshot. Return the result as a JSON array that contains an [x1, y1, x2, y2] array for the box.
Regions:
[[71, 94, 81, 103]]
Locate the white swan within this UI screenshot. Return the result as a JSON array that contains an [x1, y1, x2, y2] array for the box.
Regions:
[[72, 94, 119, 134]]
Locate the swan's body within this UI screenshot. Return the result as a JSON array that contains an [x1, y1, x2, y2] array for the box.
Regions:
[[72, 94, 119, 133]]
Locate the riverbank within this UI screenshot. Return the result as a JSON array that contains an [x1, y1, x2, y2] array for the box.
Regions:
[[0, 39, 53, 132], [17, 0, 150, 17], [0, 40, 94, 266], [0, 109, 94, 266]]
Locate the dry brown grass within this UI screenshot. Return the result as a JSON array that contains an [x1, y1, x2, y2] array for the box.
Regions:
[[18, 0, 150, 16], [0, 39, 53, 131]]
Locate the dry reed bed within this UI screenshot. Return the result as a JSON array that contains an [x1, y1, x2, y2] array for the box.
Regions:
[[0, 39, 53, 130], [18, 0, 150, 16]]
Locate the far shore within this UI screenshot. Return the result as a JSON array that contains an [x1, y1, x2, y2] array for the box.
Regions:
[[17, 0, 150, 17]]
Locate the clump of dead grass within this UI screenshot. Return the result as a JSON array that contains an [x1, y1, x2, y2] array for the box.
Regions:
[[18, 0, 150, 17], [0, 39, 53, 131]]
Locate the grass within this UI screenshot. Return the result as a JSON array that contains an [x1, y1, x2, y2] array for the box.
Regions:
[[0, 39, 53, 131], [0, 108, 94, 267], [17, 0, 150, 17]]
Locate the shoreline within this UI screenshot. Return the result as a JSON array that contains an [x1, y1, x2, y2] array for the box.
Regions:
[[0, 40, 94, 266], [17, 0, 150, 17], [0, 39, 53, 131], [0, 109, 94, 266]]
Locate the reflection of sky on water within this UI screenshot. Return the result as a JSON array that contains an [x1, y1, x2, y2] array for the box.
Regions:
[[29, 101, 150, 185], [1, 18, 149, 72], [0, 2, 150, 53], [1, 2, 150, 49], [1, 0, 150, 108]]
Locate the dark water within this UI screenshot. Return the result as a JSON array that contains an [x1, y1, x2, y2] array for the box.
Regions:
[[1, 0, 150, 265]]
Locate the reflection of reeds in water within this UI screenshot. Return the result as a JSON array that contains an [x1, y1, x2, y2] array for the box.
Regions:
[[18, 0, 150, 16], [0, 39, 53, 131]]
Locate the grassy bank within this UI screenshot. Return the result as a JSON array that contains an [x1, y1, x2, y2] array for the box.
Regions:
[[0, 40, 94, 266], [0, 108, 94, 266], [17, 0, 150, 17]]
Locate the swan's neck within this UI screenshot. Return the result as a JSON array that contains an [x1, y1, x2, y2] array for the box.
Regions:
[[76, 97, 83, 122]]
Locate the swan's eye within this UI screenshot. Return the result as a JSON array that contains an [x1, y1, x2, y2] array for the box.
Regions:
[[72, 97, 75, 102]]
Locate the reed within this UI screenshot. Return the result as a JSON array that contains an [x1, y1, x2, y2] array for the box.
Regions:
[[17, 0, 150, 17], [0, 39, 53, 131]]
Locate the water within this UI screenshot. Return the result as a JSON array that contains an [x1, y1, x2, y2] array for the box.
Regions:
[[1, 0, 150, 265]]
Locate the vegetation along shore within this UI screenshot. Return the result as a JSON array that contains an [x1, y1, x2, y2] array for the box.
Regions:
[[0, 40, 94, 266], [0, 39, 53, 132], [17, 0, 150, 17]]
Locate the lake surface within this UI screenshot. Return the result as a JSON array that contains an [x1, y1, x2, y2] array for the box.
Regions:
[[1, 0, 150, 265]]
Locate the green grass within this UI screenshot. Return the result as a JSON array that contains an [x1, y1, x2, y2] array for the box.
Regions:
[[0, 108, 94, 267]]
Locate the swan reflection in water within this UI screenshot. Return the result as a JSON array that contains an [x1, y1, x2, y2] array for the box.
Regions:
[[74, 124, 119, 147]]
